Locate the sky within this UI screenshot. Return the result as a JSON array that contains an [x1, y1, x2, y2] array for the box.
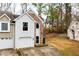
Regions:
[[13, 3, 38, 15]]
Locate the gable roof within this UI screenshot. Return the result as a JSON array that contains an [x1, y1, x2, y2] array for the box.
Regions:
[[0, 9, 44, 24], [0, 13, 11, 20], [14, 8, 44, 24], [27, 9, 44, 23], [14, 11, 35, 22], [0, 10, 19, 21], [28, 12, 39, 21]]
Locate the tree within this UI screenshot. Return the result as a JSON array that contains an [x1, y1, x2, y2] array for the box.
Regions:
[[64, 3, 71, 32], [12, 3, 16, 14], [59, 3, 63, 32], [47, 4, 60, 32], [32, 3, 46, 16], [21, 3, 27, 14], [0, 3, 11, 11]]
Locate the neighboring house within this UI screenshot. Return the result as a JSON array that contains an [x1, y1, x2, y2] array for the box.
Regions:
[[67, 16, 79, 41], [0, 9, 44, 49]]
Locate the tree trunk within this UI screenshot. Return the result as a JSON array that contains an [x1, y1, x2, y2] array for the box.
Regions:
[[65, 3, 71, 35]]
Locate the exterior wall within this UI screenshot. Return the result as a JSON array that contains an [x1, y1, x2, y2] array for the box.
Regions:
[[67, 29, 74, 39], [0, 24, 15, 49], [40, 23, 44, 46], [15, 13, 35, 48], [36, 22, 40, 44], [0, 16, 15, 39], [0, 15, 15, 49], [34, 22, 40, 46], [34, 21, 44, 46], [0, 16, 9, 21], [0, 24, 15, 38], [68, 20, 79, 41]]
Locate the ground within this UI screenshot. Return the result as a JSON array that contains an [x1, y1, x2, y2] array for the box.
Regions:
[[46, 33, 79, 56], [0, 49, 18, 56], [1, 33, 79, 56], [18, 47, 61, 56], [0, 47, 60, 56]]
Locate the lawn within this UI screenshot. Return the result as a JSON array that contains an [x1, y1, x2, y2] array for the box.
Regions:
[[46, 33, 79, 56]]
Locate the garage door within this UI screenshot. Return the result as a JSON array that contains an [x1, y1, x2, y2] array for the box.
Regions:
[[0, 38, 14, 49], [15, 37, 34, 48]]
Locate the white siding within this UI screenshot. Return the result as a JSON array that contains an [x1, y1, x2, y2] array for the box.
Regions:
[[0, 38, 14, 49], [0, 16, 10, 32], [0, 15, 14, 49], [15, 14, 35, 48]]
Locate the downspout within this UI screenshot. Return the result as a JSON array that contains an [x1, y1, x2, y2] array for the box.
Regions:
[[14, 22, 15, 49]]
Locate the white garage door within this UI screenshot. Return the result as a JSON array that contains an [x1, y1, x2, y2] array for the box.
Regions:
[[0, 38, 14, 49], [16, 37, 34, 48]]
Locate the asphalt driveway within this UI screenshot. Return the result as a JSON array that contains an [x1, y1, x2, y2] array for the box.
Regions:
[[0, 46, 61, 56], [19, 46, 61, 56]]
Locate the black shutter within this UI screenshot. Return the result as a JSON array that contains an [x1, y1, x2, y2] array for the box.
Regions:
[[36, 36, 39, 43]]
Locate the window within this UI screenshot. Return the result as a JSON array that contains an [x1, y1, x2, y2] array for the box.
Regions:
[[1, 23, 8, 30], [23, 22, 28, 31], [36, 36, 39, 43], [0, 22, 10, 32], [43, 38, 45, 44], [36, 23, 39, 29]]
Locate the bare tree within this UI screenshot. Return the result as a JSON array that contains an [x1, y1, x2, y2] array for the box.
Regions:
[[20, 3, 27, 14], [12, 3, 16, 14], [0, 3, 11, 11], [5, 3, 11, 11]]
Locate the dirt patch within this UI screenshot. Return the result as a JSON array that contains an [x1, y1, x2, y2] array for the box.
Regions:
[[0, 49, 18, 56], [46, 33, 79, 56]]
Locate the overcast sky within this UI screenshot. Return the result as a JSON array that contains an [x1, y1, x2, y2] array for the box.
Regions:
[[13, 4, 38, 14]]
